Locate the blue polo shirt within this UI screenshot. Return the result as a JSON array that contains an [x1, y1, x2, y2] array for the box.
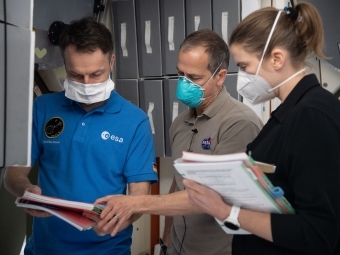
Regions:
[[26, 90, 158, 255]]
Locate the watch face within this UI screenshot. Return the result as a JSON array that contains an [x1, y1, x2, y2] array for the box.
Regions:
[[224, 221, 240, 230]]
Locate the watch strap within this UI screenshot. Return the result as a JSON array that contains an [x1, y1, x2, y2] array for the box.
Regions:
[[229, 205, 240, 220], [223, 205, 241, 230]]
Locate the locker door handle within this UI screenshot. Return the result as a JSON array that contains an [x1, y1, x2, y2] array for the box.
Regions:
[[221, 12, 228, 44], [120, 23, 128, 57], [194, 16, 200, 31], [172, 102, 179, 122], [145, 20, 152, 54], [147, 102, 155, 134], [168, 16, 175, 51]]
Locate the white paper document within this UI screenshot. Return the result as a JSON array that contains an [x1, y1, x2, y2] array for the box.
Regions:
[[174, 158, 282, 234]]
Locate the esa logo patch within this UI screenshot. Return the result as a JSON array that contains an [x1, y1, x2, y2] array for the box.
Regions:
[[44, 117, 64, 138], [101, 131, 111, 140], [101, 131, 124, 143]]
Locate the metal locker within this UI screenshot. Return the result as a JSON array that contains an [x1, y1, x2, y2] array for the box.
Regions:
[[135, 0, 163, 77], [185, 0, 212, 35], [160, 0, 186, 75], [212, 0, 240, 73], [111, 0, 139, 79], [139, 79, 165, 157], [163, 78, 188, 156], [115, 79, 139, 107]]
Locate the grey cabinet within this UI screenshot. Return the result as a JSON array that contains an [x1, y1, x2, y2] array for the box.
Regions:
[[185, 0, 212, 35], [212, 0, 240, 73], [139, 80, 165, 157], [111, 0, 139, 78], [160, 0, 186, 75], [136, 0, 162, 77]]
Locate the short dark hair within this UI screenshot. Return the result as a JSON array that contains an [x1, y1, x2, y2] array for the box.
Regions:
[[59, 16, 113, 59], [179, 29, 230, 74]]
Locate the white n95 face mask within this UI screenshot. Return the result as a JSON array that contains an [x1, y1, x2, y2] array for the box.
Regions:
[[64, 78, 115, 104], [236, 71, 275, 105], [237, 66, 306, 105]]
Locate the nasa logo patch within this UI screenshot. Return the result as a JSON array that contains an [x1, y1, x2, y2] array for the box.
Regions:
[[44, 117, 64, 138], [201, 137, 213, 150]]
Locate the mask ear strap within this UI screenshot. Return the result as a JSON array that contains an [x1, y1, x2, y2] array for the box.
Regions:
[[213, 58, 225, 76], [268, 67, 306, 92], [255, 11, 282, 77], [202, 86, 223, 101], [203, 59, 225, 88]]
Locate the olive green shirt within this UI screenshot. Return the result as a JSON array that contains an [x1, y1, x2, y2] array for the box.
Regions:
[[168, 87, 263, 255]]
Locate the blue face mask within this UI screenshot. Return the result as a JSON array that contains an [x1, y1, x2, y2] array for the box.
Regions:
[[176, 60, 224, 108], [176, 76, 205, 108]]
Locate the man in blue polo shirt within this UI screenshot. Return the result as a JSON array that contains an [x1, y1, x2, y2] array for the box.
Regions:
[[4, 17, 158, 255]]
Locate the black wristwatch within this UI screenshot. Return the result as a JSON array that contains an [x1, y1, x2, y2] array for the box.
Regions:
[[223, 205, 241, 230]]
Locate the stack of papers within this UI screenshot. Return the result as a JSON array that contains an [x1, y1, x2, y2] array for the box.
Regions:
[[16, 191, 105, 231], [174, 151, 295, 234]]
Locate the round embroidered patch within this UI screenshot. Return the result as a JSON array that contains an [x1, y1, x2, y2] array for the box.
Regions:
[[44, 117, 64, 138]]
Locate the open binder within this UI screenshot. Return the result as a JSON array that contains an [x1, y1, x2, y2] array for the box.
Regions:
[[174, 151, 295, 234], [15, 191, 104, 231]]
